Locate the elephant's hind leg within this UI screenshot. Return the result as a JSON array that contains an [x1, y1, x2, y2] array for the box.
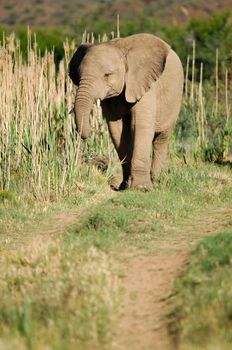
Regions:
[[151, 130, 170, 184]]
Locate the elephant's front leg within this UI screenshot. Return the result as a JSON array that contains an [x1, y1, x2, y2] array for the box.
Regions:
[[107, 115, 132, 190], [131, 97, 155, 190]]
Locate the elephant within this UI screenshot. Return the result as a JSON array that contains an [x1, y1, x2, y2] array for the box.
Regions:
[[69, 33, 184, 190]]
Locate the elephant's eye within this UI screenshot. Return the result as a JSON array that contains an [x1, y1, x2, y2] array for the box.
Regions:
[[104, 72, 113, 79]]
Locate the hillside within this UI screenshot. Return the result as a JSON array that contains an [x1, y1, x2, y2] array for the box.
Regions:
[[0, 0, 231, 29]]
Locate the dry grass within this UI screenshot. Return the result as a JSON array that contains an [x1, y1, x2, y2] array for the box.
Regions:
[[0, 233, 119, 349]]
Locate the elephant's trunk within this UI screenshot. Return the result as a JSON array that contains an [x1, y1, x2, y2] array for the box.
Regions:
[[74, 84, 94, 139]]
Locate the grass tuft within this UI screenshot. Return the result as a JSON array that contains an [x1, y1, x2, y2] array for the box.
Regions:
[[168, 231, 232, 349]]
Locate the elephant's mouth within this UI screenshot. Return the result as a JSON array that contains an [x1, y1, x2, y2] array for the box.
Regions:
[[104, 87, 120, 99], [104, 79, 125, 99]]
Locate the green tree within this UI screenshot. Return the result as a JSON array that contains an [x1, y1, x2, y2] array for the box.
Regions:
[[188, 12, 232, 79]]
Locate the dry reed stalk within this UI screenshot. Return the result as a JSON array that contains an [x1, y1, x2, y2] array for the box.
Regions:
[[225, 69, 230, 128], [215, 48, 219, 115], [82, 30, 87, 44], [223, 69, 231, 160], [199, 62, 205, 147], [117, 15, 120, 38], [185, 55, 190, 99], [190, 40, 195, 104]]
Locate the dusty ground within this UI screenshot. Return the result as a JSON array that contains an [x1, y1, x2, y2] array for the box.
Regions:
[[115, 207, 232, 350]]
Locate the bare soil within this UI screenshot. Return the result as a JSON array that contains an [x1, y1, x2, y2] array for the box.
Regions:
[[115, 207, 232, 350]]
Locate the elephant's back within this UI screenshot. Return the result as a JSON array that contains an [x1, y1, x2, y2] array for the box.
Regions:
[[154, 49, 184, 132]]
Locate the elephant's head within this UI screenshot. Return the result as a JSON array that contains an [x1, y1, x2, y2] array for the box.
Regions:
[[69, 34, 170, 139]]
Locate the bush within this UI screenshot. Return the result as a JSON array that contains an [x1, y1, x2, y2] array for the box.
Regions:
[[188, 12, 232, 80]]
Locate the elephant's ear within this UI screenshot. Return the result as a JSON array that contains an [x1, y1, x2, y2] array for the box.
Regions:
[[69, 45, 90, 86], [114, 35, 170, 103]]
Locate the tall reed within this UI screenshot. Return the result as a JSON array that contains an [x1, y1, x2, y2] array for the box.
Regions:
[[178, 39, 231, 161], [0, 31, 110, 201], [0, 31, 231, 201]]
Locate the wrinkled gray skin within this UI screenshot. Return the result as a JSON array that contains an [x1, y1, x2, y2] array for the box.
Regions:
[[69, 34, 184, 190]]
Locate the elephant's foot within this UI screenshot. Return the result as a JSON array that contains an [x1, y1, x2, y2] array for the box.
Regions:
[[131, 174, 153, 191], [118, 175, 132, 191], [117, 174, 154, 192], [118, 180, 129, 191], [132, 184, 152, 192]]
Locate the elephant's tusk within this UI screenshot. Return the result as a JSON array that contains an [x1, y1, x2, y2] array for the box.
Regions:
[[97, 99, 101, 108], [69, 108, 74, 114]]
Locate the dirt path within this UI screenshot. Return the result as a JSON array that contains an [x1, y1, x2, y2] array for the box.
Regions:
[[116, 207, 232, 350]]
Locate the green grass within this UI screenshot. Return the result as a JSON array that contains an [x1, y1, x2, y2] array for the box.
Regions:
[[76, 161, 232, 249], [168, 231, 232, 350], [0, 161, 231, 349]]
